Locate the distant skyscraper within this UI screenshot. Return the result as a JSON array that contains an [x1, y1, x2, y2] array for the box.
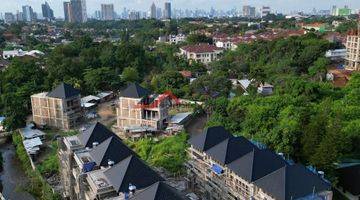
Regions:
[[94, 10, 101, 20], [4, 13, 15, 24], [101, 4, 114, 20], [156, 8, 162, 19], [243, 5, 256, 18], [129, 11, 140, 20], [22, 5, 34, 22], [261, 6, 271, 18], [42, 1, 55, 21], [164, 2, 171, 19], [63, 2, 72, 22], [150, 2, 157, 19], [70, 0, 87, 23]]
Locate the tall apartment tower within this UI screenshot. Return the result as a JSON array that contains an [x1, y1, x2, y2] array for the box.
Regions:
[[261, 6, 271, 18], [345, 18, 360, 71], [70, 0, 87, 23], [22, 5, 34, 22], [31, 83, 82, 130], [42, 1, 55, 21], [63, 2, 72, 22], [243, 5, 256, 18], [101, 4, 114, 20], [150, 2, 157, 19], [164, 2, 171, 19]]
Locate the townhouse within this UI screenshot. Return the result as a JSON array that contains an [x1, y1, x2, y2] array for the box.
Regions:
[[186, 126, 333, 200], [58, 122, 186, 200]]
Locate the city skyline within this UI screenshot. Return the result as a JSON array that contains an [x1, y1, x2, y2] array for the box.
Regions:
[[1, 0, 360, 18]]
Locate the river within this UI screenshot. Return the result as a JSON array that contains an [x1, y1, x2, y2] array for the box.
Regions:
[[0, 139, 36, 200]]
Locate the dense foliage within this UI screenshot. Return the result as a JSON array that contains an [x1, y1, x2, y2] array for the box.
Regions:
[[206, 34, 360, 181]]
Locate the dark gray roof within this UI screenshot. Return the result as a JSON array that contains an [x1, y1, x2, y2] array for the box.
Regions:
[[47, 82, 80, 99], [188, 126, 233, 152], [205, 136, 257, 165], [89, 136, 135, 167], [81, 122, 116, 148], [227, 148, 287, 182], [104, 155, 164, 193], [131, 182, 187, 200], [254, 164, 331, 200], [120, 83, 151, 98]]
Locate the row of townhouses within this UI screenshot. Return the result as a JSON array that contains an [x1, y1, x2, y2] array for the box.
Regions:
[[186, 126, 333, 200], [58, 122, 186, 200]]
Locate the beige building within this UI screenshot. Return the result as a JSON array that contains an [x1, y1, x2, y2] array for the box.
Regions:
[[345, 22, 360, 71], [180, 44, 224, 64], [31, 83, 82, 130], [116, 83, 170, 133], [186, 126, 333, 200]]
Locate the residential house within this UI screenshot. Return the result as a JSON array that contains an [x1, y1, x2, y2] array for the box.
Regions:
[[180, 44, 224, 64], [116, 83, 171, 134], [31, 83, 82, 130], [186, 126, 333, 200]]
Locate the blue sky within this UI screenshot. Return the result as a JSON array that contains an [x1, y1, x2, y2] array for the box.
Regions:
[[1, 0, 360, 17]]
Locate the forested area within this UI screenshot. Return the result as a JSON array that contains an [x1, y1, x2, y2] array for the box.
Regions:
[[205, 33, 360, 180]]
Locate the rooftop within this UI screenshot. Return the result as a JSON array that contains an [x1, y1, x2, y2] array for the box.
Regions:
[[181, 44, 223, 53], [120, 83, 151, 99], [47, 82, 80, 99]]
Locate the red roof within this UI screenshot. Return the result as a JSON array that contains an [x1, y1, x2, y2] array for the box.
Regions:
[[179, 70, 192, 78], [181, 44, 223, 53]]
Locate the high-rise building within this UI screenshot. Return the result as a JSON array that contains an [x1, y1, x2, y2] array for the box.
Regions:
[[101, 4, 114, 20], [42, 1, 55, 21], [261, 6, 271, 18], [345, 19, 360, 71], [22, 5, 34, 22], [156, 7, 162, 19], [70, 0, 87, 23], [129, 11, 140, 20], [16, 11, 23, 21], [94, 10, 101, 20], [63, 2, 72, 22], [150, 2, 157, 19], [243, 5, 256, 18], [4, 13, 15, 24], [164, 2, 171, 19]]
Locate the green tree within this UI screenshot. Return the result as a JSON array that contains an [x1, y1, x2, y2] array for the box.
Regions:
[[121, 67, 139, 83]]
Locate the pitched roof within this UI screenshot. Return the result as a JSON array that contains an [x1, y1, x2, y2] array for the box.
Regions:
[[205, 136, 257, 165], [254, 164, 331, 200], [188, 126, 233, 152], [89, 136, 135, 167], [104, 155, 164, 193], [227, 148, 287, 182], [181, 44, 223, 53], [81, 122, 116, 148], [47, 82, 80, 99], [131, 182, 186, 200], [120, 83, 151, 98]]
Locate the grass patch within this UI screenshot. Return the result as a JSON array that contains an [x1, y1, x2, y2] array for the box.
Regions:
[[127, 132, 189, 174]]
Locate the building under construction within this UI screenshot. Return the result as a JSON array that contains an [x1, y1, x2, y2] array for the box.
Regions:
[[186, 126, 333, 200], [58, 122, 186, 200], [345, 17, 360, 71]]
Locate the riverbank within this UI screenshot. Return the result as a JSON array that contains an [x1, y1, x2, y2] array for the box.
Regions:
[[0, 139, 35, 200], [11, 132, 61, 200]]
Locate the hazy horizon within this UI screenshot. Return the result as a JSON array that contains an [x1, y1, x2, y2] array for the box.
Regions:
[[1, 0, 360, 18]]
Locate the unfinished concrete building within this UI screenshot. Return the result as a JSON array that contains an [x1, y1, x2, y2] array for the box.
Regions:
[[116, 83, 171, 133], [345, 19, 360, 71], [186, 126, 333, 200], [58, 122, 186, 200], [31, 83, 82, 130]]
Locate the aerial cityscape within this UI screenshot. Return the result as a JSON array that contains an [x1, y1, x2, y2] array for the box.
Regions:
[[0, 0, 359, 200]]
